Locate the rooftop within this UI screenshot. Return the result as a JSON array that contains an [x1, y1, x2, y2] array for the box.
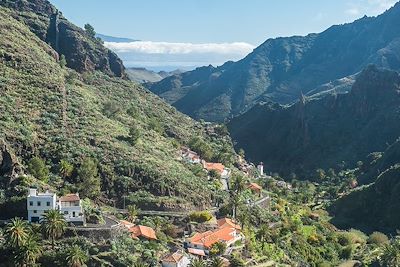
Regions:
[[59, 193, 80, 202], [130, 225, 157, 240], [203, 162, 225, 174], [162, 251, 185, 263]]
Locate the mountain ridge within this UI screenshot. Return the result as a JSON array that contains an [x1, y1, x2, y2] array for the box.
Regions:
[[146, 2, 400, 122]]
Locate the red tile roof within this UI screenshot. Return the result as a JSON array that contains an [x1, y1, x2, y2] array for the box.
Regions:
[[217, 218, 241, 231], [130, 225, 157, 240], [59, 193, 80, 202], [188, 226, 238, 248], [188, 248, 206, 256], [203, 162, 225, 174], [248, 183, 262, 191]]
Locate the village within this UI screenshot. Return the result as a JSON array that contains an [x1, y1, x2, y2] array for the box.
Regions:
[[20, 145, 284, 267]]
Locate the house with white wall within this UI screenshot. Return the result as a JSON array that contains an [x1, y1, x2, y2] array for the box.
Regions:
[[59, 193, 85, 225], [27, 188, 57, 223], [27, 189, 85, 225]]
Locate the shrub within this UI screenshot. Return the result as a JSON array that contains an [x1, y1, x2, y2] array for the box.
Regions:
[[27, 157, 49, 181], [189, 211, 213, 223], [368, 231, 389, 245]]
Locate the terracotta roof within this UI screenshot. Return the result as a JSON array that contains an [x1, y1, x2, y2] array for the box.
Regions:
[[188, 227, 238, 248], [130, 225, 157, 240], [188, 248, 206, 256], [162, 251, 184, 263], [59, 193, 80, 202], [203, 162, 225, 174], [248, 183, 262, 191], [217, 218, 241, 231]]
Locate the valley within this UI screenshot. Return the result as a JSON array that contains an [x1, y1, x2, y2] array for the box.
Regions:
[[1, 0, 400, 266]]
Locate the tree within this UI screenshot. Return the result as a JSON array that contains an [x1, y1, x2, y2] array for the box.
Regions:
[[27, 157, 49, 181], [190, 258, 206, 267], [14, 234, 42, 267], [231, 175, 245, 194], [380, 238, 400, 267], [65, 245, 88, 267], [59, 159, 74, 181], [126, 205, 139, 223], [77, 158, 101, 199], [4, 218, 30, 248], [209, 257, 224, 267], [128, 126, 141, 145], [256, 224, 271, 250], [41, 210, 67, 248], [84, 23, 96, 38], [229, 254, 245, 267], [210, 241, 227, 257], [59, 54, 67, 68]]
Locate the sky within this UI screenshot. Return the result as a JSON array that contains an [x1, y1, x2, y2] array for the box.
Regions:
[[48, 0, 398, 71]]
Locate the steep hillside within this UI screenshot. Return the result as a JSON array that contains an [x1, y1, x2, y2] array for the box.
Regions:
[[330, 165, 400, 234], [228, 66, 400, 178], [126, 68, 182, 83], [0, 4, 233, 212], [147, 3, 400, 121], [0, 0, 126, 78]]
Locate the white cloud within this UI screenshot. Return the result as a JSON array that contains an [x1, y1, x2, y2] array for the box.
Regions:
[[104, 41, 256, 70], [104, 41, 255, 55], [346, 8, 360, 15]]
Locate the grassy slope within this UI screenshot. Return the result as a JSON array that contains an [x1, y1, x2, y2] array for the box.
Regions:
[[0, 7, 225, 209]]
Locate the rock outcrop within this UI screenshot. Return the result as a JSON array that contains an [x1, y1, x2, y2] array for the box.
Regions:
[[0, 0, 126, 78]]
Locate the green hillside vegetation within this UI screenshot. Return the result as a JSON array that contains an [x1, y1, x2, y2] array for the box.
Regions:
[[0, 6, 234, 215], [146, 2, 400, 122], [330, 164, 400, 234]]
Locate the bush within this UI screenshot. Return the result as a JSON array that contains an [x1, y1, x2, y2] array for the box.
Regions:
[[189, 211, 213, 223], [368, 231, 389, 245], [27, 157, 49, 181]]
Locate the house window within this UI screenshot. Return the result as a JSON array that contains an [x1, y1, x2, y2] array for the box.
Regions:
[[33, 210, 37, 214], [29, 201, 33, 206], [72, 211, 76, 217], [46, 201, 51, 206], [37, 201, 41, 206], [64, 211, 68, 215]]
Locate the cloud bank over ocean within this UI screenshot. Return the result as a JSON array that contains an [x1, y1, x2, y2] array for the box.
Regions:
[[104, 41, 255, 71]]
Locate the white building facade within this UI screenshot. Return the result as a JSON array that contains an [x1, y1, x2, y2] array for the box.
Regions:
[[27, 189, 57, 223], [27, 189, 85, 225]]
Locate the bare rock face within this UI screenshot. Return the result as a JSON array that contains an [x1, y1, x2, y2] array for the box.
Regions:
[[1, 0, 126, 78], [0, 141, 21, 179]]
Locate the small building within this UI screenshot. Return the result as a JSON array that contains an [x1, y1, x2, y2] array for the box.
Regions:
[[203, 162, 231, 179], [161, 251, 190, 267], [181, 147, 201, 164], [185, 219, 242, 255], [247, 183, 262, 196], [27, 188, 57, 223], [58, 193, 85, 226], [130, 225, 157, 240], [217, 218, 241, 231], [257, 162, 264, 176]]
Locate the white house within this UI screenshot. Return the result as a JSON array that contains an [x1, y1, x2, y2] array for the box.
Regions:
[[257, 162, 264, 176], [59, 193, 85, 226], [27, 188, 57, 223], [27, 189, 85, 225], [161, 251, 190, 267]]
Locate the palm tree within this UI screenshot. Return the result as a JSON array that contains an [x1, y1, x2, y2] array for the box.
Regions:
[[231, 175, 245, 194], [209, 256, 224, 267], [133, 260, 148, 267], [126, 204, 139, 223], [256, 224, 271, 250], [190, 258, 206, 267], [59, 159, 74, 182], [380, 238, 400, 267], [41, 209, 67, 248], [14, 234, 42, 267], [4, 218, 30, 248], [65, 245, 88, 267]]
